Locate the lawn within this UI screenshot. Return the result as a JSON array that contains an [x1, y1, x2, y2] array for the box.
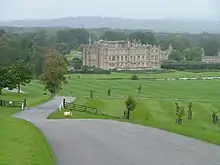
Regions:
[[1, 80, 50, 107], [0, 80, 56, 165], [65, 70, 220, 79], [65, 50, 82, 61], [49, 71, 220, 145]]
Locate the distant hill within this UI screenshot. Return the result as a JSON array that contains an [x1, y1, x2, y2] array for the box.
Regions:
[[0, 16, 220, 33]]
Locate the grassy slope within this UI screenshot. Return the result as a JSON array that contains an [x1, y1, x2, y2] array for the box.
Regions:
[[0, 80, 56, 165], [50, 71, 220, 144], [61, 73, 220, 100]]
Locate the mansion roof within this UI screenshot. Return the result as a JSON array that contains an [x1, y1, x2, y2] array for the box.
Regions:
[[84, 39, 172, 51]]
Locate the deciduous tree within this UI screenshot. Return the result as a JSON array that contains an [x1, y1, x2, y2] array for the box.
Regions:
[[72, 57, 82, 69], [188, 102, 193, 120], [125, 96, 137, 120], [11, 60, 32, 94], [199, 39, 220, 56], [183, 47, 202, 61], [138, 85, 142, 94], [41, 50, 68, 96], [90, 90, 94, 98], [168, 49, 185, 62], [102, 31, 127, 41], [131, 75, 139, 80], [108, 88, 111, 96], [0, 65, 16, 94], [129, 31, 157, 45]]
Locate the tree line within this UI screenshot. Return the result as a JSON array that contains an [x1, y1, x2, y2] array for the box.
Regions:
[[161, 61, 220, 70], [2, 27, 220, 59], [54, 29, 220, 66], [2, 27, 220, 70], [0, 29, 68, 96]]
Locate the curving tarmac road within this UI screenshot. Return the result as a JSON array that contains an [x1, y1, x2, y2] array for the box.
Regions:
[[14, 97, 220, 165]]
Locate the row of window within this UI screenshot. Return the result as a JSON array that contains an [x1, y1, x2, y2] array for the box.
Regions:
[[203, 59, 220, 63], [109, 62, 159, 67], [107, 49, 160, 54], [86, 49, 161, 54], [109, 55, 159, 61]]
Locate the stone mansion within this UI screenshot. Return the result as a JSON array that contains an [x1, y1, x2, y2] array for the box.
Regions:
[[82, 39, 172, 70]]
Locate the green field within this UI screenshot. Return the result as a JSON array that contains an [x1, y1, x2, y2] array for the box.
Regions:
[[0, 81, 56, 165], [49, 71, 220, 144]]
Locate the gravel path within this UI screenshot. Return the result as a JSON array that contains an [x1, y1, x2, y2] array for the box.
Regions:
[[14, 97, 220, 165]]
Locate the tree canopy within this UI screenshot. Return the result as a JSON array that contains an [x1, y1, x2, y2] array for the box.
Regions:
[[40, 50, 68, 96]]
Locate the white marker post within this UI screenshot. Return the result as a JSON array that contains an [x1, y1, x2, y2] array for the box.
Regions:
[[58, 103, 63, 111], [21, 102, 24, 110]]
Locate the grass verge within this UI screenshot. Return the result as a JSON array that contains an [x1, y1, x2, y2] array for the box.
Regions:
[[0, 81, 56, 165], [0, 110, 56, 165]]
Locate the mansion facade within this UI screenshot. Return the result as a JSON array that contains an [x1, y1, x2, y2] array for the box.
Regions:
[[82, 39, 172, 70], [201, 49, 220, 63], [202, 56, 220, 63]]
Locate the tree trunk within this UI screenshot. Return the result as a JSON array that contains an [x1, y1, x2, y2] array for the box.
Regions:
[[18, 83, 21, 94], [52, 85, 56, 97], [127, 110, 131, 120]]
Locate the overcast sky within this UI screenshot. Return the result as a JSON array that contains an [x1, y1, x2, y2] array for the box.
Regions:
[[0, 0, 219, 20]]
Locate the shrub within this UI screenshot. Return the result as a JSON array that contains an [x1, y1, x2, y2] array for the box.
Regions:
[[68, 67, 111, 74], [125, 96, 137, 119], [131, 75, 139, 80]]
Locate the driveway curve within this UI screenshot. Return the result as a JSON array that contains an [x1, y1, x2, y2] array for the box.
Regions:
[[14, 97, 220, 165]]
